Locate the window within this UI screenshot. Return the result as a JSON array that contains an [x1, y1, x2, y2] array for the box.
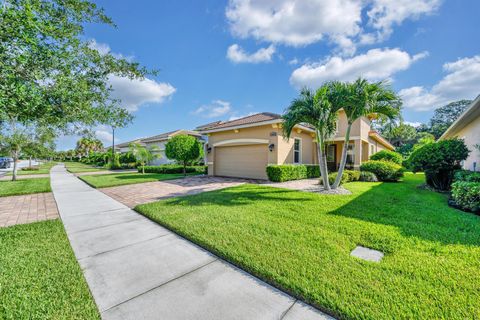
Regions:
[[370, 144, 375, 156], [294, 138, 301, 163], [346, 143, 355, 165]]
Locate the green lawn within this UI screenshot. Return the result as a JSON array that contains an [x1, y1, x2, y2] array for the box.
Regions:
[[79, 172, 201, 188], [136, 173, 480, 319], [0, 178, 51, 197], [0, 220, 100, 319], [9, 161, 56, 175], [65, 161, 105, 173]]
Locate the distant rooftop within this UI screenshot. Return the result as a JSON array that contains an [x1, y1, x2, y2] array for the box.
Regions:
[[198, 112, 282, 131]]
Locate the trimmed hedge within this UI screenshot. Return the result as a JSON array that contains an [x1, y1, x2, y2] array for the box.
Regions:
[[266, 164, 320, 182], [360, 160, 404, 182], [326, 170, 361, 186], [451, 181, 480, 213], [139, 165, 207, 174], [370, 150, 403, 165]]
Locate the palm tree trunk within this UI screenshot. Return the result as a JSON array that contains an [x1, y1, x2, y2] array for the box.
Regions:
[[316, 131, 330, 190], [333, 124, 352, 189]]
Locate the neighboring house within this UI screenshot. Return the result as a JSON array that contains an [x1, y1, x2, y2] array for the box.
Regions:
[[199, 112, 394, 180], [114, 130, 205, 165], [439, 96, 480, 171]]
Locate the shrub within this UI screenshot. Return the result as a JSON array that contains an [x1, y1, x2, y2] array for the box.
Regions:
[[359, 171, 378, 182], [360, 160, 404, 182], [370, 150, 403, 165], [408, 138, 470, 191], [451, 181, 480, 213], [139, 165, 207, 175], [21, 166, 40, 171], [344, 170, 360, 181], [266, 165, 307, 182], [454, 170, 480, 182], [305, 165, 320, 178], [327, 172, 349, 185]]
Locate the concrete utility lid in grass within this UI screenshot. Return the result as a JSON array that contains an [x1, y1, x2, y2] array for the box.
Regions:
[[351, 246, 384, 262]]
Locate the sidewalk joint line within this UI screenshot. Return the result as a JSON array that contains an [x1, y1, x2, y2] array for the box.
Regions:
[[68, 217, 142, 234], [280, 299, 298, 320], [101, 258, 218, 313]]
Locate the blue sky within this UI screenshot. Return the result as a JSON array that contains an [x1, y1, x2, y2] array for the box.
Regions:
[[58, 0, 480, 150]]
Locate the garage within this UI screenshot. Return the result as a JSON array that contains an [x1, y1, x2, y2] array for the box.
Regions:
[[214, 144, 268, 180]]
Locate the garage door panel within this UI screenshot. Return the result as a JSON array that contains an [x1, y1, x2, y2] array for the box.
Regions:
[[215, 145, 268, 180]]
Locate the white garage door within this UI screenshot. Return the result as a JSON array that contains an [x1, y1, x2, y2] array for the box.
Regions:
[[215, 144, 268, 180]]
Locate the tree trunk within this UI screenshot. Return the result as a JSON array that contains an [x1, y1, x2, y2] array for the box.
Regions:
[[111, 127, 115, 166], [11, 151, 18, 182], [333, 124, 352, 189], [183, 161, 186, 177], [29, 156, 32, 168], [316, 130, 330, 190], [142, 163, 145, 174]]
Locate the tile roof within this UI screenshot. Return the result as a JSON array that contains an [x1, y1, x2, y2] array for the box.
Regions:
[[141, 129, 201, 142], [199, 112, 282, 131]]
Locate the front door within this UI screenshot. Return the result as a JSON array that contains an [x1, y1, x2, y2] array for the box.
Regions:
[[326, 144, 337, 172]]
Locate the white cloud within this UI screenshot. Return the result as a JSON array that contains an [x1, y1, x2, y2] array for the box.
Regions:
[[227, 44, 275, 63], [226, 0, 441, 53], [95, 127, 114, 146], [109, 75, 176, 112], [88, 39, 132, 60], [366, 0, 441, 42], [404, 121, 423, 127], [289, 58, 299, 65], [290, 48, 427, 88], [400, 55, 480, 111], [192, 100, 232, 118]]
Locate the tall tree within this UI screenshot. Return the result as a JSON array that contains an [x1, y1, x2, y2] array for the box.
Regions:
[[283, 86, 338, 189], [382, 122, 418, 147], [75, 137, 103, 158], [429, 100, 472, 138], [331, 79, 401, 189], [0, 0, 152, 174]]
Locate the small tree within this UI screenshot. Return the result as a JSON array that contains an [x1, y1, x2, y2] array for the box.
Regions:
[[129, 142, 160, 174], [165, 135, 203, 176], [0, 129, 30, 181], [409, 138, 470, 191]]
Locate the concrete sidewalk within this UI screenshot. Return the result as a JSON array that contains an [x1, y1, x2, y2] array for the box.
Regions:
[[50, 165, 332, 320]]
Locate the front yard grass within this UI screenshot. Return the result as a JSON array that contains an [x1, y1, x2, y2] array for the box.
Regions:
[[8, 161, 56, 176], [0, 178, 51, 197], [0, 220, 100, 319], [65, 161, 105, 173], [136, 173, 480, 319], [79, 172, 201, 188]]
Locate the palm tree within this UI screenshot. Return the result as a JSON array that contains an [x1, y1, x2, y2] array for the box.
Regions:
[[283, 86, 338, 189], [331, 78, 401, 189], [129, 142, 161, 174]]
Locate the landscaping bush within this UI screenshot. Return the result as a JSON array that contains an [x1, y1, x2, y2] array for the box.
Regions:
[[21, 166, 40, 171], [359, 171, 378, 182], [451, 181, 480, 213], [140, 165, 207, 174], [343, 169, 360, 182], [266, 165, 307, 182], [327, 172, 349, 185], [454, 170, 480, 182], [266, 165, 321, 182], [408, 138, 470, 191], [370, 150, 403, 165], [360, 160, 404, 182]]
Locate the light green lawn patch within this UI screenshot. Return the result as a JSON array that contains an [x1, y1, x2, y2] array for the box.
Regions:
[[79, 172, 201, 188], [0, 220, 100, 319], [136, 173, 480, 319], [0, 178, 51, 197], [65, 161, 105, 173], [7, 161, 56, 176]]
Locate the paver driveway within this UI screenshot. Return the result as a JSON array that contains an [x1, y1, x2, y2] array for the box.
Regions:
[[101, 176, 255, 208], [50, 165, 332, 320], [0, 193, 59, 227]]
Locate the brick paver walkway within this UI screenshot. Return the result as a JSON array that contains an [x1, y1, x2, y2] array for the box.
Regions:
[[101, 176, 256, 208], [0, 193, 59, 227]]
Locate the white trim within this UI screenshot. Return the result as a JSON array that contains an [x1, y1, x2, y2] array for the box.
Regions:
[[439, 96, 480, 140], [207, 162, 214, 165], [199, 120, 315, 134], [212, 138, 269, 147], [293, 138, 302, 164]]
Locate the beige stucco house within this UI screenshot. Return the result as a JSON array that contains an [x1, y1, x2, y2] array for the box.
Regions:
[[114, 129, 204, 165], [439, 96, 480, 171], [199, 112, 394, 180]]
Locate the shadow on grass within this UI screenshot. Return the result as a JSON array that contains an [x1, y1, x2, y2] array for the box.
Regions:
[[330, 176, 480, 247]]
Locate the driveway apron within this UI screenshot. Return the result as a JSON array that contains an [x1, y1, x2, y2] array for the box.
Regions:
[[50, 165, 332, 320]]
